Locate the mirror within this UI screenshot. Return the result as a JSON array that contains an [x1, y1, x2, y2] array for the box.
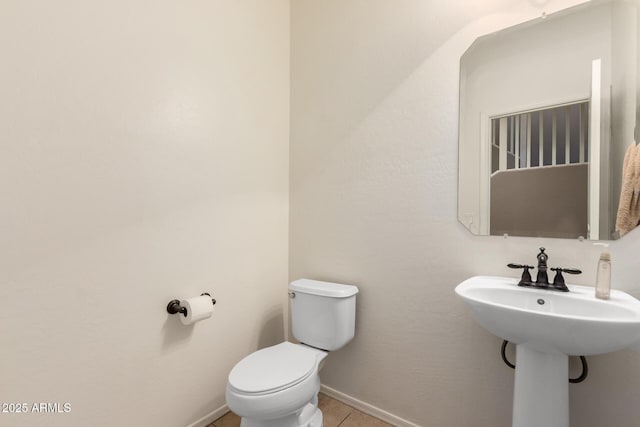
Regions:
[[458, 0, 640, 240]]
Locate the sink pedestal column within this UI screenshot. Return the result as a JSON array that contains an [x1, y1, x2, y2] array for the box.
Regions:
[[512, 344, 569, 427]]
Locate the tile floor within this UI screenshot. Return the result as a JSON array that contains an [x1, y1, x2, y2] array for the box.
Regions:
[[206, 393, 393, 427]]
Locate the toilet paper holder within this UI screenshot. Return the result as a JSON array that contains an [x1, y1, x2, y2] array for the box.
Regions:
[[166, 293, 216, 317]]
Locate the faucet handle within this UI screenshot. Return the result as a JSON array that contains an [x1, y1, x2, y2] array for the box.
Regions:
[[507, 263, 534, 269], [550, 267, 581, 292], [555, 267, 582, 275], [507, 263, 534, 286]]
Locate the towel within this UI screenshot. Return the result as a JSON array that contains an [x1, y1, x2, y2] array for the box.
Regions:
[[615, 143, 638, 236], [631, 144, 640, 229]]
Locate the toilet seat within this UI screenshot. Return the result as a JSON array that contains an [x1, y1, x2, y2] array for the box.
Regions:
[[228, 342, 321, 395]]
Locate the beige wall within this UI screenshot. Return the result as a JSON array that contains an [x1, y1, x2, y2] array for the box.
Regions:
[[291, 1, 640, 426], [0, 1, 289, 426]]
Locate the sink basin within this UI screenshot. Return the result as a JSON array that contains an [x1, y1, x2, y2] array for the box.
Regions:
[[455, 276, 640, 427], [455, 275, 640, 355]]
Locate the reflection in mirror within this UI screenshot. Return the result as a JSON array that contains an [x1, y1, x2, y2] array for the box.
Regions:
[[490, 102, 590, 238], [458, 0, 640, 240]]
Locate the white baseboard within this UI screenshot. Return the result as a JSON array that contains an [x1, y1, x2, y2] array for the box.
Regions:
[[187, 386, 418, 427], [185, 403, 229, 427], [320, 384, 420, 427]]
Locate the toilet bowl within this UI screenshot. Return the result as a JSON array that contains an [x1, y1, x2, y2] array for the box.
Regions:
[[226, 342, 328, 427], [225, 279, 358, 427]]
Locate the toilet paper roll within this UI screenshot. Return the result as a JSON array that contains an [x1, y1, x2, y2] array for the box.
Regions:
[[179, 295, 214, 325]]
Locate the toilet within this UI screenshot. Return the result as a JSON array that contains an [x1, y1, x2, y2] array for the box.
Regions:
[[226, 279, 359, 427]]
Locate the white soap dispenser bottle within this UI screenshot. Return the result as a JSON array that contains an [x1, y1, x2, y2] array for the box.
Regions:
[[594, 243, 611, 300]]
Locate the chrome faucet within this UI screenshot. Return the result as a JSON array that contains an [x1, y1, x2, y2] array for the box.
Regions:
[[508, 247, 581, 292]]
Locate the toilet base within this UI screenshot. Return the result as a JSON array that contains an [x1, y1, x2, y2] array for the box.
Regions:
[[240, 403, 323, 427]]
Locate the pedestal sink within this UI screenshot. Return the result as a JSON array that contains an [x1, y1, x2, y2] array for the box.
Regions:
[[455, 276, 640, 427]]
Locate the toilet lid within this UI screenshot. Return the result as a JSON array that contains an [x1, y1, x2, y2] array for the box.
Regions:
[[228, 342, 320, 394]]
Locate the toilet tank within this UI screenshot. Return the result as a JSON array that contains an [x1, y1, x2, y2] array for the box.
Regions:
[[289, 279, 359, 351]]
